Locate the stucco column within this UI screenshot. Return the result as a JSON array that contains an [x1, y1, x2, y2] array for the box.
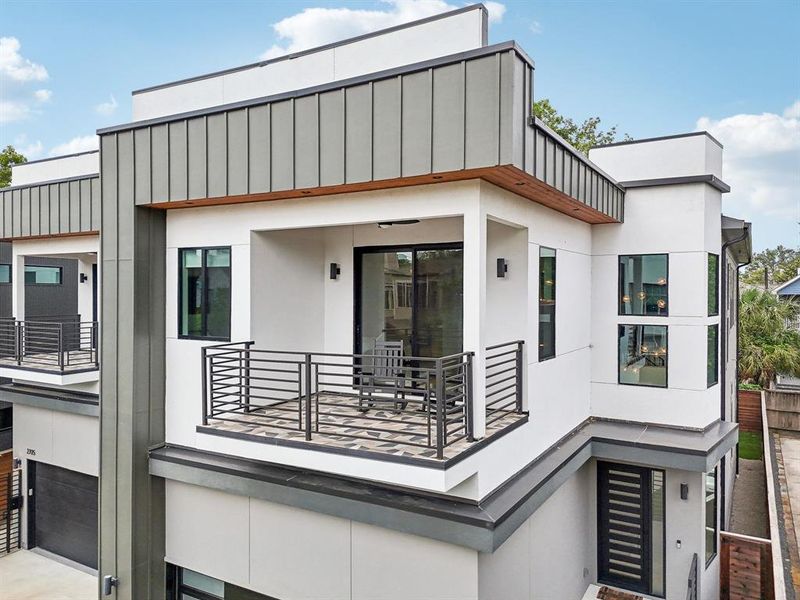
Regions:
[[11, 249, 25, 321], [463, 201, 487, 439]]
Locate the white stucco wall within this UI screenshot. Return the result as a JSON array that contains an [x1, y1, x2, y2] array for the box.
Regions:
[[10, 151, 99, 186], [132, 7, 485, 121]]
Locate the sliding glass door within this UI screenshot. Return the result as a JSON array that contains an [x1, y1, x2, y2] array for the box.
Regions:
[[356, 244, 463, 358]]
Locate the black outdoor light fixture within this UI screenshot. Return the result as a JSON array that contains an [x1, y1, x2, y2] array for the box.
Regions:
[[80, 273, 88, 283], [680, 483, 689, 500], [329, 263, 341, 280], [497, 258, 508, 278]]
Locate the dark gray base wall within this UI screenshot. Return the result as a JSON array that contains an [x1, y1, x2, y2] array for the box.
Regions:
[[99, 193, 166, 599]]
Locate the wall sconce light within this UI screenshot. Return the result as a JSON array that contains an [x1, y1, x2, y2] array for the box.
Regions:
[[680, 483, 689, 500], [496, 258, 508, 278], [80, 273, 88, 283], [329, 263, 341, 280]]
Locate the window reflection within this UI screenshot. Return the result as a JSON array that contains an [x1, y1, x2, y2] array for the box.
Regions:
[[619, 254, 668, 316], [618, 325, 668, 387]]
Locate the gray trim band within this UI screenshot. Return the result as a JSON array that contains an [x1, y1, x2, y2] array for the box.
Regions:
[[0, 383, 99, 417], [621, 174, 731, 193], [14, 150, 99, 167], [150, 418, 738, 552], [99, 41, 535, 135], [592, 130, 724, 150], [0, 173, 100, 193], [132, 4, 490, 95]]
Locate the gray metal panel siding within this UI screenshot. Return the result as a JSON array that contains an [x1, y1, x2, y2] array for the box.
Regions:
[[345, 84, 372, 184], [91, 178, 101, 231], [319, 91, 345, 186], [151, 124, 169, 203], [169, 121, 188, 201], [69, 180, 80, 231], [372, 78, 401, 181], [248, 105, 270, 193], [465, 55, 500, 169], [24, 256, 79, 318], [80, 179, 91, 232], [187, 117, 207, 200], [20, 188, 30, 237], [134, 128, 152, 206], [270, 100, 294, 191], [227, 110, 248, 196], [432, 63, 465, 173], [401, 70, 432, 177], [294, 97, 319, 189], [30, 188, 40, 237], [207, 114, 227, 197]]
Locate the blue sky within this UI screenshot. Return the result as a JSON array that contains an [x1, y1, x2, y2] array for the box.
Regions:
[[2, 0, 798, 250]]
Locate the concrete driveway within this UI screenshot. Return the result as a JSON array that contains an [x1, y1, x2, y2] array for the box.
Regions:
[[0, 550, 95, 600]]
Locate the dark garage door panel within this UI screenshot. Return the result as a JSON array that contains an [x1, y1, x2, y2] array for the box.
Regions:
[[33, 462, 98, 569]]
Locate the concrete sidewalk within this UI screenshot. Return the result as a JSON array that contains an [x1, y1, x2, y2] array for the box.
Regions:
[[0, 550, 95, 600]]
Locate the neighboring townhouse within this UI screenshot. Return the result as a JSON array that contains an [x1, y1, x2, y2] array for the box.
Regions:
[[0, 4, 750, 599], [775, 273, 800, 389], [0, 150, 100, 570]]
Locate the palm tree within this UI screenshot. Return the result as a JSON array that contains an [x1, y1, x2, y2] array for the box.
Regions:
[[739, 289, 800, 388]]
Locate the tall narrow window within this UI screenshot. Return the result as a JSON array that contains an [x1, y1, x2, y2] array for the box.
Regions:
[[705, 467, 718, 565], [179, 247, 231, 340], [618, 325, 668, 387], [0, 265, 10, 284], [708, 253, 719, 316], [619, 254, 668, 316], [539, 247, 556, 360], [707, 325, 719, 387]]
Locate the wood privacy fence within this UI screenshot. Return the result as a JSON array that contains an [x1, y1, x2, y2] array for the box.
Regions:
[[738, 389, 763, 432], [765, 388, 800, 431], [720, 531, 774, 599]]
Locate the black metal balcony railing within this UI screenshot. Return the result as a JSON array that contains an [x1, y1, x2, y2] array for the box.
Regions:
[[485, 341, 524, 426], [0, 317, 99, 373], [202, 340, 525, 459], [686, 553, 698, 600]]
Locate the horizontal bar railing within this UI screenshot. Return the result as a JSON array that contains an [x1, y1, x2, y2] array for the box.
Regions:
[[485, 340, 525, 427], [202, 342, 483, 459], [0, 318, 98, 372]]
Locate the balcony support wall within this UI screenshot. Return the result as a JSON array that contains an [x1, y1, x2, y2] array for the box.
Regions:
[[463, 200, 487, 438]]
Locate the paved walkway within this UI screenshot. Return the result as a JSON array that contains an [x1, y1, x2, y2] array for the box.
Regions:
[[773, 431, 800, 598], [730, 458, 769, 538], [0, 550, 95, 600]]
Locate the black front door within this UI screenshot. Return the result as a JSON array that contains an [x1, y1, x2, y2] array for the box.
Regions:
[[598, 462, 663, 595], [355, 244, 463, 358]]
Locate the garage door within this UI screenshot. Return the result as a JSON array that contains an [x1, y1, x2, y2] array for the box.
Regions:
[[29, 461, 97, 569]]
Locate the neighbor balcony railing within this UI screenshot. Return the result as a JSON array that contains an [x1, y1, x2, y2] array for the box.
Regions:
[[202, 340, 525, 459], [0, 317, 99, 373]]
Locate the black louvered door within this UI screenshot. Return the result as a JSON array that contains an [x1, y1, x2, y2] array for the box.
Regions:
[[598, 462, 652, 594]]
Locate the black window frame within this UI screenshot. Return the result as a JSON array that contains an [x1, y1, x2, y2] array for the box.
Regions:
[[166, 564, 224, 600], [24, 265, 63, 286], [705, 466, 718, 567], [0, 263, 11, 285], [538, 246, 556, 361], [617, 253, 669, 317], [707, 324, 719, 388], [178, 246, 232, 342], [617, 324, 669, 389], [708, 253, 719, 316]]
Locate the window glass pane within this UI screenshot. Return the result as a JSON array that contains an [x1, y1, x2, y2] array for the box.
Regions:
[[618, 325, 668, 387], [708, 254, 719, 315], [619, 254, 668, 316], [0, 265, 10, 284], [181, 568, 225, 597], [705, 468, 718, 563], [180, 249, 204, 337], [651, 470, 665, 596], [539, 247, 556, 360], [707, 325, 718, 387], [205, 249, 231, 339], [24, 265, 61, 284]]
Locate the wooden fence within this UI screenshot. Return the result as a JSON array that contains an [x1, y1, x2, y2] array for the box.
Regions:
[[720, 531, 774, 599], [739, 389, 763, 432], [765, 388, 800, 431]]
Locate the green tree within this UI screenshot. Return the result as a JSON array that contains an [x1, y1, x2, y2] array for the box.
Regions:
[[742, 245, 800, 289], [0, 145, 27, 188], [533, 99, 633, 155], [739, 288, 800, 388]]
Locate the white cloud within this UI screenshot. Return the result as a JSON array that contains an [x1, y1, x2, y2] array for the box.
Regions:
[[261, 0, 505, 59], [696, 101, 800, 224], [95, 94, 118, 116], [33, 89, 52, 103], [0, 100, 30, 123], [49, 135, 99, 157], [529, 20, 543, 34], [0, 37, 48, 82]]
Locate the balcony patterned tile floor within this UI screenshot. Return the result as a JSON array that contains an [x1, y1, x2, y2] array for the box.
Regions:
[[0, 351, 97, 373], [205, 393, 527, 461]]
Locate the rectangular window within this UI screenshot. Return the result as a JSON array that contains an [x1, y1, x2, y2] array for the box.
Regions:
[[619, 254, 668, 316], [707, 325, 719, 387], [25, 265, 62, 285], [705, 467, 718, 565], [539, 247, 556, 360], [708, 253, 719, 316], [618, 324, 668, 387], [167, 564, 225, 600], [179, 247, 231, 340], [0, 264, 10, 284]]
